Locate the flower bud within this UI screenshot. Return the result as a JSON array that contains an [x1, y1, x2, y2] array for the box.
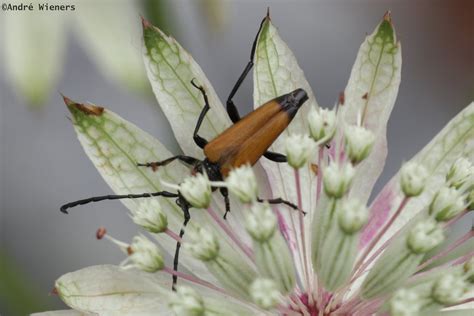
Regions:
[[400, 162, 428, 197], [446, 157, 474, 189], [184, 226, 219, 261], [179, 174, 212, 209], [249, 278, 280, 310], [126, 235, 164, 272], [323, 163, 355, 198], [245, 203, 277, 242], [431, 272, 468, 305], [308, 107, 336, 143], [389, 289, 421, 316], [338, 198, 369, 234], [131, 199, 168, 233], [429, 186, 465, 222], [169, 286, 205, 316], [344, 125, 375, 164], [407, 219, 444, 254], [285, 134, 315, 169], [226, 165, 258, 203]]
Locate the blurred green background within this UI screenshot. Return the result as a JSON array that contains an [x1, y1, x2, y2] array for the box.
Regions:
[[1, 0, 473, 314]]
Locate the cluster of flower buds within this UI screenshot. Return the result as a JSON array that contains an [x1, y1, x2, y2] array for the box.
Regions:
[[131, 199, 168, 233], [429, 158, 473, 222], [400, 162, 428, 197], [389, 257, 474, 315], [308, 107, 337, 144], [285, 134, 316, 169], [122, 235, 164, 273], [344, 125, 375, 164]]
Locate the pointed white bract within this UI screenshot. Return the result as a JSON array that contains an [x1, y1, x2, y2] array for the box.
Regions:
[[47, 12, 474, 316]]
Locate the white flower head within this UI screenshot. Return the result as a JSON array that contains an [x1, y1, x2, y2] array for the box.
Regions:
[[131, 199, 168, 233], [245, 203, 277, 242], [429, 185, 466, 221], [344, 125, 375, 164], [400, 162, 429, 197], [389, 289, 421, 316], [338, 198, 369, 234], [431, 272, 469, 305], [179, 173, 212, 209], [184, 225, 219, 261], [308, 107, 336, 143], [226, 164, 258, 203], [407, 219, 444, 254], [249, 278, 281, 310], [446, 157, 474, 189], [323, 162, 355, 198], [285, 134, 316, 169], [123, 235, 164, 273], [169, 286, 205, 316]]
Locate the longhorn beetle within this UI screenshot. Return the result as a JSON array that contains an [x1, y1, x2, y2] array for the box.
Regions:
[[60, 14, 309, 290]]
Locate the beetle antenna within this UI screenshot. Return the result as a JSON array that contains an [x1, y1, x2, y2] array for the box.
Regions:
[[60, 191, 179, 214]]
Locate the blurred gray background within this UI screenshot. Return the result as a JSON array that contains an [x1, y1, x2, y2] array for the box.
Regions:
[[1, 0, 473, 314]]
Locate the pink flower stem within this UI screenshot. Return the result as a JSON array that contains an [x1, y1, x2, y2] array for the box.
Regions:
[[416, 229, 473, 272], [206, 206, 254, 260], [352, 196, 410, 276], [294, 168, 313, 305], [316, 146, 324, 202], [162, 266, 223, 293], [164, 228, 182, 243]]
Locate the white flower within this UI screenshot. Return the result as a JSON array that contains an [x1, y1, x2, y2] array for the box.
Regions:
[[323, 162, 355, 198], [344, 125, 375, 163], [446, 157, 474, 189], [226, 164, 258, 203], [44, 12, 474, 316], [389, 289, 421, 316], [407, 219, 444, 254], [338, 198, 369, 234], [184, 226, 220, 261], [429, 185, 466, 221], [245, 203, 277, 242], [249, 278, 281, 310], [432, 272, 469, 305], [308, 107, 336, 143], [179, 174, 212, 209], [400, 162, 428, 197], [131, 199, 168, 233], [122, 235, 164, 272], [285, 134, 315, 169]]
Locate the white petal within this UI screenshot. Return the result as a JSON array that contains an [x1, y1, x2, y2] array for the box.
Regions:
[[73, 0, 148, 93], [253, 16, 319, 277], [64, 97, 216, 281], [341, 13, 402, 204], [55, 265, 172, 315], [363, 103, 474, 248], [142, 20, 231, 157]]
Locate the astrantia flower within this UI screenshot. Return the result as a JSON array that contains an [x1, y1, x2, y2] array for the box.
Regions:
[[36, 11, 474, 316]]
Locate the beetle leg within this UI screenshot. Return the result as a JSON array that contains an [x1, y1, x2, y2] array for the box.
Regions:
[[257, 197, 306, 216], [219, 187, 231, 220], [172, 198, 191, 291], [263, 151, 288, 163], [137, 155, 200, 171], [60, 191, 179, 214], [190, 79, 210, 149], [226, 16, 267, 123]]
